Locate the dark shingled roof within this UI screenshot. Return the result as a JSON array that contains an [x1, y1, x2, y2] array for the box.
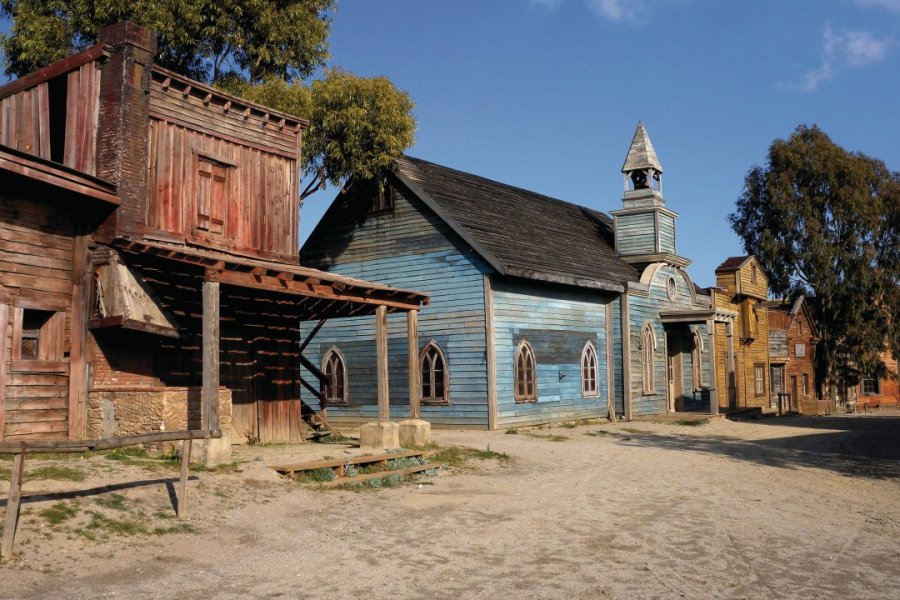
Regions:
[[715, 256, 753, 272], [392, 155, 638, 291]]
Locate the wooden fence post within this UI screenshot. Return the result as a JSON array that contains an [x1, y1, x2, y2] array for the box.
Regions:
[[202, 277, 220, 431], [177, 435, 193, 519], [1, 448, 26, 560]]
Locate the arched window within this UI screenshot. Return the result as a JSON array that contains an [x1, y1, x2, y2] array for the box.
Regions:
[[581, 341, 599, 397], [641, 322, 656, 395], [514, 340, 537, 403], [692, 329, 704, 390], [322, 347, 348, 405], [420, 341, 449, 405]]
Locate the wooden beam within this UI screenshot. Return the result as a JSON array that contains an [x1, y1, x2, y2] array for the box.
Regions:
[[1, 451, 25, 560], [376, 305, 389, 422], [606, 302, 617, 423], [620, 294, 632, 421], [67, 235, 89, 440], [202, 280, 220, 431], [707, 319, 719, 416], [407, 309, 420, 419], [298, 318, 326, 353], [0, 429, 221, 454], [0, 303, 8, 442], [484, 275, 498, 430], [216, 269, 422, 312], [177, 436, 192, 519], [0, 44, 106, 100]]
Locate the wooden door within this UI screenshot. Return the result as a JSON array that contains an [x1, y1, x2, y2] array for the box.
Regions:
[[790, 375, 798, 413], [666, 332, 683, 412]]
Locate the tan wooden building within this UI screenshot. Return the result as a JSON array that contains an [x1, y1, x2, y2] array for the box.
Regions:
[[710, 256, 771, 412]]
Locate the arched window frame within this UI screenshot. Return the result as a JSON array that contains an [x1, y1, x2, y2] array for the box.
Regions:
[[640, 322, 657, 395], [581, 341, 599, 398], [321, 346, 348, 405], [420, 340, 450, 405], [691, 329, 705, 391], [514, 340, 537, 403]]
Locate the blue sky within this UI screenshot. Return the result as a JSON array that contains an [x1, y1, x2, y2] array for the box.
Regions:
[[2, 2, 897, 287], [308, 0, 899, 287]]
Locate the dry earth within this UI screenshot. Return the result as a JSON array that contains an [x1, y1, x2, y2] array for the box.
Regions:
[[1, 412, 899, 599]]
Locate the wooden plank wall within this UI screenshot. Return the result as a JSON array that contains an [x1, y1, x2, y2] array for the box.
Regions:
[[0, 83, 50, 158], [145, 77, 299, 259], [658, 214, 676, 253], [491, 278, 614, 428], [89, 255, 305, 443], [627, 265, 711, 416], [0, 195, 77, 440], [0, 63, 101, 175], [616, 213, 655, 255], [300, 185, 491, 427]]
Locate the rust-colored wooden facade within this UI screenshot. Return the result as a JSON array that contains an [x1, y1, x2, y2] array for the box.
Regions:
[[0, 23, 427, 445], [766, 297, 823, 415], [856, 350, 899, 409]]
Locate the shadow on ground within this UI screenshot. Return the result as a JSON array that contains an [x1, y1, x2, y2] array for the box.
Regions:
[[605, 415, 900, 480]]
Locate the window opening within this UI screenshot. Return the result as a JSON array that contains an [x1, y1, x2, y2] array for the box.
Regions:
[[515, 340, 537, 402], [420, 341, 449, 404], [581, 342, 599, 397], [322, 348, 348, 405]]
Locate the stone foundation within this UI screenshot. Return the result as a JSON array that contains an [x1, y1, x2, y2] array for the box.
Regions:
[[87, 386, 232, 462], [359, 421, 400, 451], [399, 419, 431, 447]]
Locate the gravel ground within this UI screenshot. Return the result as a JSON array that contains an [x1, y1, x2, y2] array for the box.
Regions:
[[1, 412, 898, 600]]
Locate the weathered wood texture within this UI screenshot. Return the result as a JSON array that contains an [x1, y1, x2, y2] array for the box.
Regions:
[[857, 350, 898, 408], [0, 194, 79, 440], [88, 250, 307, 443], [627, 264, 711, 416], [491, 277, 615, 428], [767, 300, 824, 414], [300, 184, 491, 427], [713, 259, 771, 411]]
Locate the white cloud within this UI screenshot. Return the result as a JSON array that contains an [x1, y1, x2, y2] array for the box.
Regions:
[[586, 0, 646, 22], [852, 0, 900, 13], [789, 23, 893, 92]]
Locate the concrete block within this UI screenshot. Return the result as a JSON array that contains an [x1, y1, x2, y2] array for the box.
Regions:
[[399, 419, 431, 447], [359, 421, 400, 451], [195, 433, 232, 466]]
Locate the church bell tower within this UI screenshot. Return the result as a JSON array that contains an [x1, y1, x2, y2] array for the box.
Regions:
[[610, 121, 689, 269]]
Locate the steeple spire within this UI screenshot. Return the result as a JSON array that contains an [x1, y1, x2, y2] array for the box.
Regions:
[[622, 120, 662, 174]]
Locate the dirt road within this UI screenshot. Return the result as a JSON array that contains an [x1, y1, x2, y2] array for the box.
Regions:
[[2, 413, 899, 599]]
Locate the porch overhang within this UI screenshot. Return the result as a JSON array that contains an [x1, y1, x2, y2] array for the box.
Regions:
[[659, 308, 737, 324], [113, 238, 430, 320]]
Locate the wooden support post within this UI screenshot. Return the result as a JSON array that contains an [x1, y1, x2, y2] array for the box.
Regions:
[[606, 302, 617, 423], [376, 305, 389, 422], [484, 275, 498, 430], [620, 294, 632, 421], [177, 436, 192, 519], [67, 234, 90, 440], [407, 310, 420, 419], [726, 321, 736, 411], [1, 449, 25, 560], [0, 302, 8, 442], [202, 278, 220, 431], [707, 319, 719, 416]]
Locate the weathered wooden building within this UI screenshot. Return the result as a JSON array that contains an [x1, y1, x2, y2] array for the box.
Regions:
[[856, 350, 899, 410], [300, 123, 720, 428], [710, 256, 771, 412], [764, 296, 823, 414], [0, 23, 427, 451]]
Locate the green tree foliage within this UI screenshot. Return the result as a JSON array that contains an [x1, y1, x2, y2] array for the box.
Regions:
[[0, 0, 416, 199], [220, 70, 415, 199], [730, 125, 899, 390]]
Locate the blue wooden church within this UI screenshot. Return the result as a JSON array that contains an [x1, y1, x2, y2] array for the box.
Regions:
[[299, 123, 725, 428]]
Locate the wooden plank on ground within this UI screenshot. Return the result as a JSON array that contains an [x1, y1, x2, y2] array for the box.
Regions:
[[318, 463, 436, 488], [271, 450, 427, 475]]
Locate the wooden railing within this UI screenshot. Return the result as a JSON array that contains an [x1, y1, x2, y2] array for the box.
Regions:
[[1, 429, 221, 560]]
